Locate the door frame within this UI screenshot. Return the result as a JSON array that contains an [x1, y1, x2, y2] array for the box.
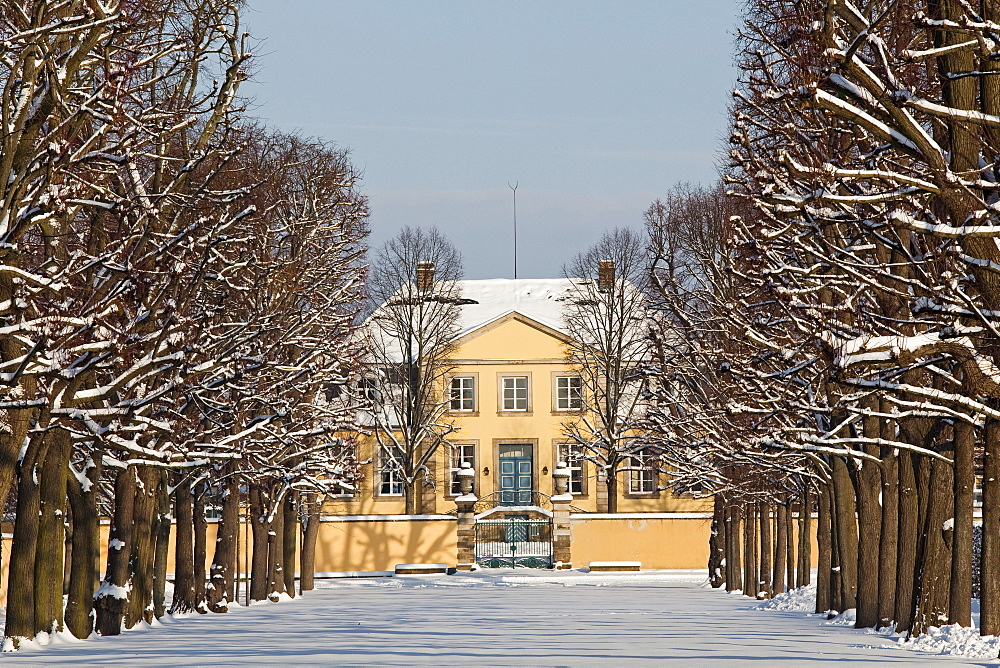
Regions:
[[492, 439, 538, 498]]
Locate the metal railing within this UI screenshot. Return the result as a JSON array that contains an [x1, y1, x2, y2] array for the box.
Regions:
[[474, 518, 553, 568]]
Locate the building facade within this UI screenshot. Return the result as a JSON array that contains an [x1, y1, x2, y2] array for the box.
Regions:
[[328, 278, 711, 519]]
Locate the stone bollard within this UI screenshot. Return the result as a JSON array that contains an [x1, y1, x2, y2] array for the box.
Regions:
[[551, 461, 573, 569], [455, 462, 477, 571]]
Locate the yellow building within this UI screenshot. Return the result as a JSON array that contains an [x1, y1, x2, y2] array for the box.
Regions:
[[329, 278, 710, 519]]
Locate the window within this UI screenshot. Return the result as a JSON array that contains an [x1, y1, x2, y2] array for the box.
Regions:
[[502, 376, 529, 411], [379, 451, 404, 496], [629, 449, 657, 494], [555, 376, 583, 410], [359, 377, 379, 402], [450, 376, 476, 412], [449, 443, 476, 495], [329, 480, 355, 498], [557, 443, 585, 495]]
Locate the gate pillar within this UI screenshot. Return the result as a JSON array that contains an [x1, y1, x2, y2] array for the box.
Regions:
[[552, 462, 573, 569], [455, 462, 477, 570]]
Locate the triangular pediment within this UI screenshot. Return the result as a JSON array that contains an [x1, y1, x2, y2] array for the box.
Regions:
[[451, 311, 572, 360]]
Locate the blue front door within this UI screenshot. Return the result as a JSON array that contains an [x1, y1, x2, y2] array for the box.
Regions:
[[499, 445, 532, 505]]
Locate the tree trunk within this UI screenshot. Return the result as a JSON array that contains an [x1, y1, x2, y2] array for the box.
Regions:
[[784, 498, 794, 592], [878, 448, 899, 629], [773, 500, 787, 596], [208, 474, 240, 612], [65, 454, 101, 640], [34, 428, 70, 636], [95, 465, 137, 636], [268, 493, 286, 600], [854, 455, 882, 629], [126, 465, 158, 628], [282, 492, 297, 597], [950, 419, 974, 627], [895, 450, 920, 634], [605, 465, 618, 514], [912, 455, 954, 636], [758, 502, 772, 598], [4, 428, 48, 644], [152, 472, 171, 620], [832, 456, 858, 611], [249, 485, 271, 602], [983, 410, 1000, 636], [829, 482, 843, 613], [709, 495, 726, 588], [300, 492, 320, 594], [193, 482, 208, 613], [744, 503, 757, 598], [816, 483, 832, 614], [798, 487, 812, 588], [730, 501, 743, 592], [171, 478, 196, 614]]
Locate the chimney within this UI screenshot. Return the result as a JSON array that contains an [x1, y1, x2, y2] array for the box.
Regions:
[[598, 260, 615, 292], [416, 261, 435, 291]]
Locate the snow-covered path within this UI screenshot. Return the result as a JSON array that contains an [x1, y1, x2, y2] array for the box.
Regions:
[[2, 570, 991, 665]]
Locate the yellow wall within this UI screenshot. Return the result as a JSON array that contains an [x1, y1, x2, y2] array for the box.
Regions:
[[313, 516, 456, 572], [332, 313, 711, 515], [571, 515, 712, 569], [571, 513, 821, 570]]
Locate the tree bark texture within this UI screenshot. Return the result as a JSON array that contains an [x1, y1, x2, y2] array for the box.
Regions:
[[758, 502, 772, 598], [878, 449, 899, 629], [126, 466, 158, 628], [984, 412, 1000, 635], [208, 475, 240, 612], [816, 483, 832, 614], [832, 457, 858, 611], [282, 492, 297, 597], [95, 466, 137, 636], [300, 492, 320, 594], [950, 419, 974, 627], [65, 454, 101, 640], [4, 429, 48, 644], [249, 486, 270, 602], [773, 500, 787, 596], [895, 450, 920, 634], [268, 495, 286, 600], [34, 428, 70, 635], [912, 456, 955, 637], [709, 495, 726, 588], [171, 478, 196, 614], [194, 483, 208, 612], [152, 473, 171, 620], [798, 487, 812, 588]]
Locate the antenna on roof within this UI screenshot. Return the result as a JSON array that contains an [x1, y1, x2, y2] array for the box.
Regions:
[[509, 181, 518, 279]]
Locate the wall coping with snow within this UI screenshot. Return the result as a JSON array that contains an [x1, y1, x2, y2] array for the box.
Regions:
[[319, 514, 457, 523], [572, 512, 713, 520]]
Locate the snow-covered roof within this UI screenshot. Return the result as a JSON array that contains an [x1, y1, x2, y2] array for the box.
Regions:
[[451, 278, 580, 338]]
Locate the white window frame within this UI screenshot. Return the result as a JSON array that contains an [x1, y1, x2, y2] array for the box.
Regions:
[[557, 442, 585, 496], [500, 375, 530, 412], [555, 375, 583, 411], [449, 375, 477, 412], [378, 450, 404, 496], [449, 442, 477, 495], [629, 449, 656, 494]]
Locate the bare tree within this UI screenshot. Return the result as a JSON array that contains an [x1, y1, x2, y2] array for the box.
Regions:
[[562, 228, 654, 513], [363, 227, 463, 514]]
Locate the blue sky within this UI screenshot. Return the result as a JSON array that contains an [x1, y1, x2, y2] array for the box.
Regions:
[[244, 1, 740, 278]]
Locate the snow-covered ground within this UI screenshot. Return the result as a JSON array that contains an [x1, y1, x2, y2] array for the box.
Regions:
[[0, 570, 992, 665], [758, 583, 1000, 661]]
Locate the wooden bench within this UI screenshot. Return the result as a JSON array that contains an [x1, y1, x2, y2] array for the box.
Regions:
[[394, 563, 449, 575], [588, 561, 641, 572]]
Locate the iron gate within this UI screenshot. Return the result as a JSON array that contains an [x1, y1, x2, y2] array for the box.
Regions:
[[474, 517, 553, 568]]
